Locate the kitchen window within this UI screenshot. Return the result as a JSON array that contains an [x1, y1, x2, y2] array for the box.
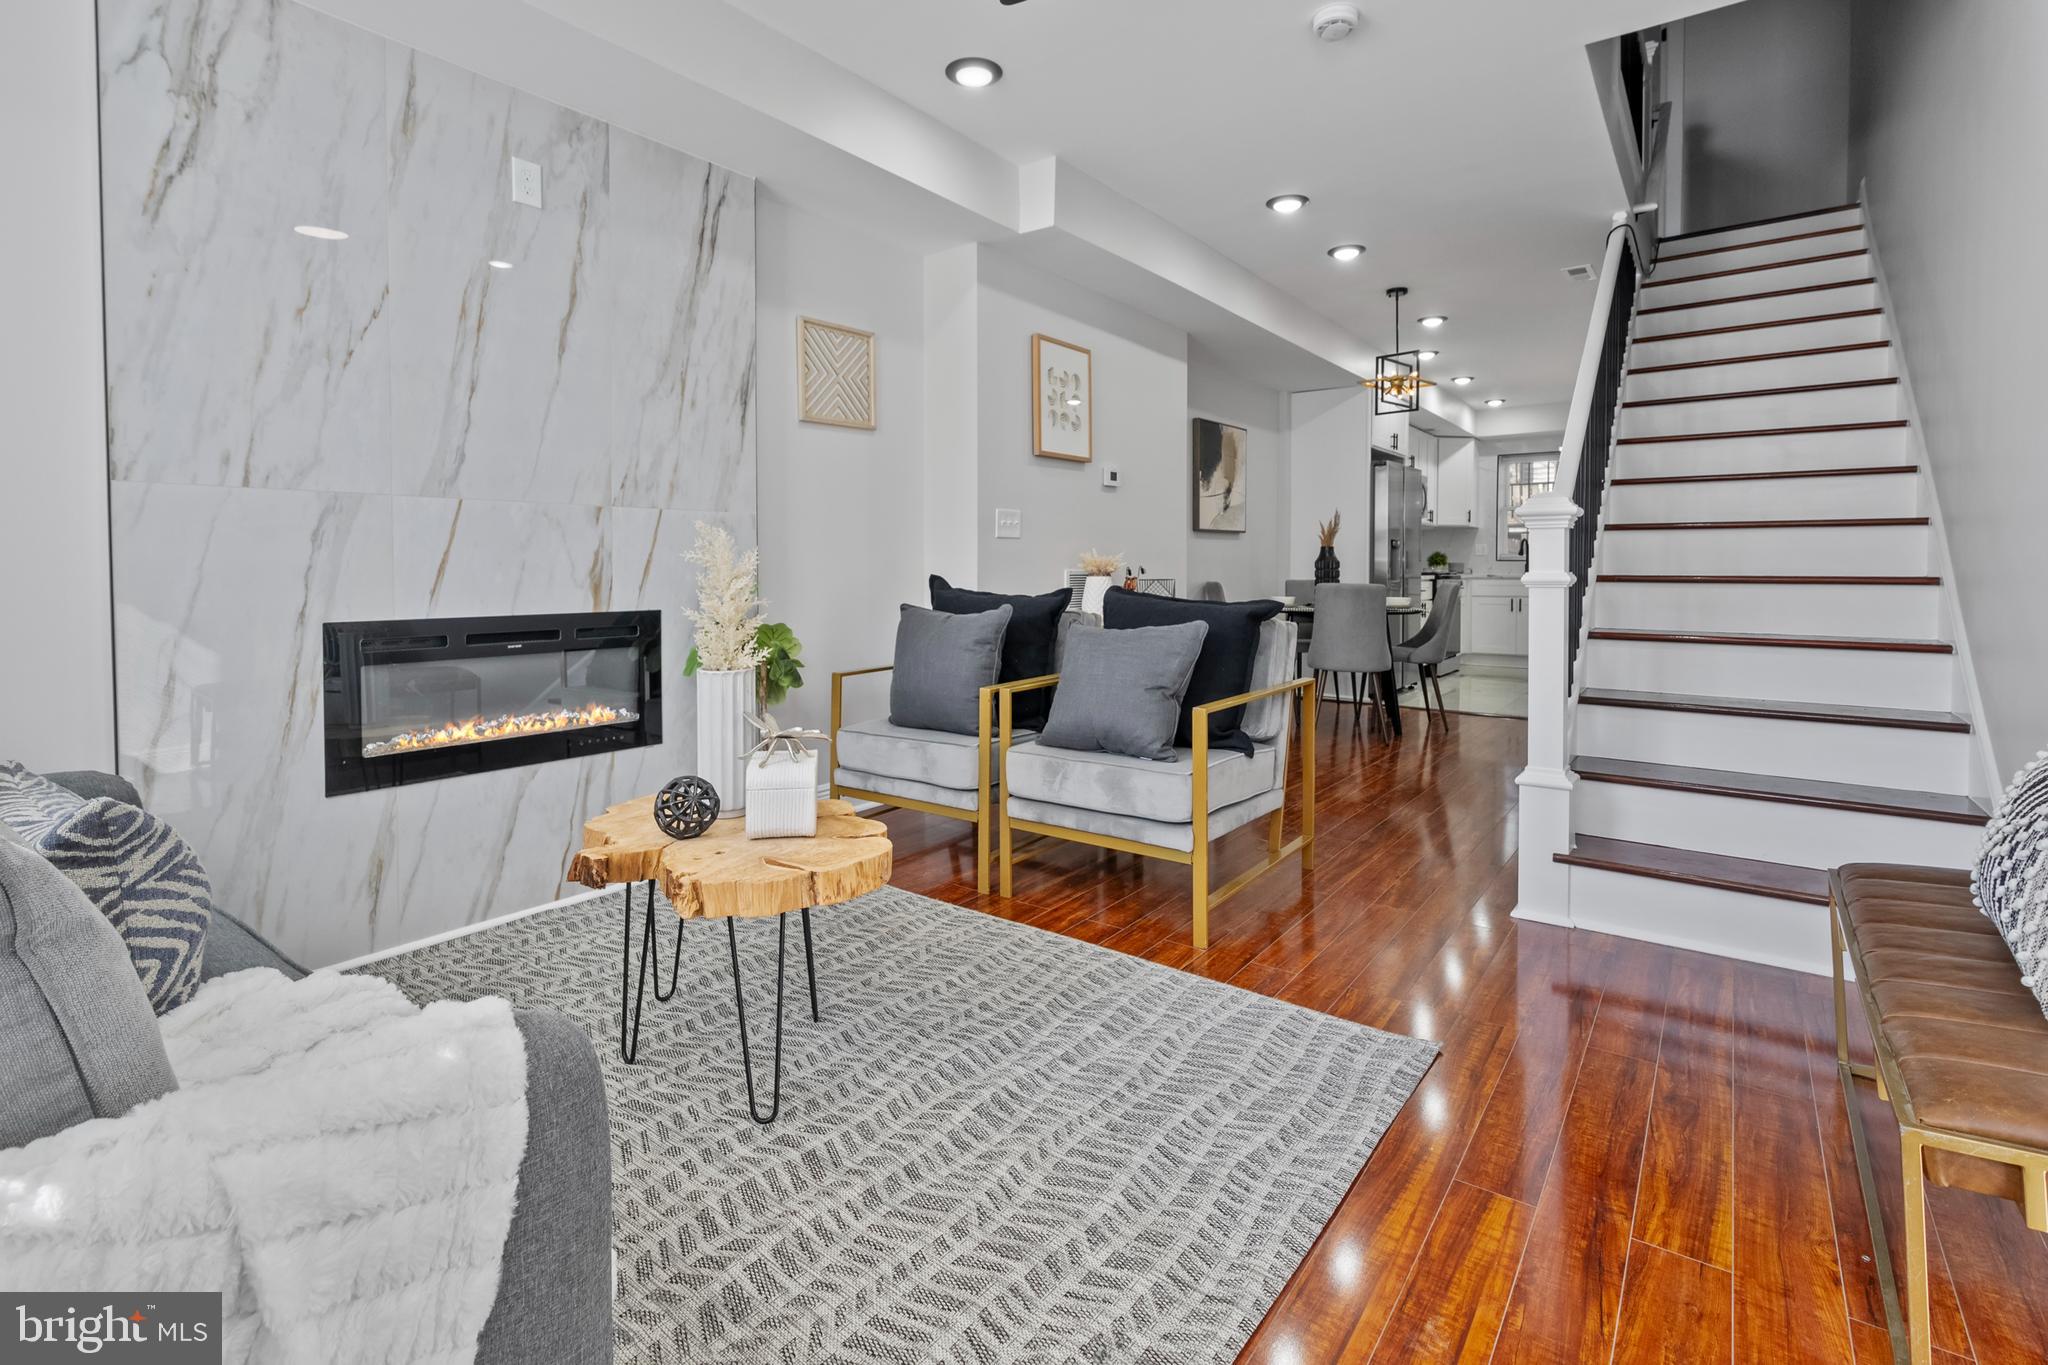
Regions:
[[1496, 452, 1559, 560]]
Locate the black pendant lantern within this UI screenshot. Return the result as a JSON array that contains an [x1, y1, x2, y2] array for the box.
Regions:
[[1363, 285, 1435, 416]]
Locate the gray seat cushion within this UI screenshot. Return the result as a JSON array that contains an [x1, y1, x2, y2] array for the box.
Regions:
[[0, 828, 178, 1149], [1004, 740, 1279, 824], [834, 768, 980, 813], [889, 603, 1012, 735], [836, 718, 1022, 793], [1007, 788, 1285, 854]]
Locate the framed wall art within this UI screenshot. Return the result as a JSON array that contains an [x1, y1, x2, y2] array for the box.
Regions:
[[1031, 333, 1092, 462], [797, 316, 876, 430], [1191, 418, 1248, 533]]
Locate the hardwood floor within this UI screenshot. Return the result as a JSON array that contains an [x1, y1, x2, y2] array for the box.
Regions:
[[881, 709, 2048, 1363]]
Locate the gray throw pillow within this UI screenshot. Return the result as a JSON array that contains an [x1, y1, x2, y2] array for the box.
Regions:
[[889, 604, 1013, 735], [0, 827, 179, 1150], [0, 762, 211, 1013], [1037, 621, 1209, 762], [1975, 749, 2048, 1018]]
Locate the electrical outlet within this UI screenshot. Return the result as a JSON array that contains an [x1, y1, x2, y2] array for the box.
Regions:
[[994, 508, 1022, 540], [509, 157, 543, 208]]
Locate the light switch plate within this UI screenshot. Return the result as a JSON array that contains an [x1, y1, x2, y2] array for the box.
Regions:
[[1100, 465, 1121, 489], [509, 157, 543, 208], [994, 508, 1022, 540]]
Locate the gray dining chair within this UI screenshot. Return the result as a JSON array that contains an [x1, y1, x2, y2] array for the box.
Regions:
[[1393, 580, 1461, 732], [1198, 581, 1226, 602], [1303, 583, 1393, 731], [1282, 578, 1318, 606]]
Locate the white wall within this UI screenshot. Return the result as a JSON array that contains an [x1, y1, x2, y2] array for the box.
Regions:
[[0, 0, 116, 772], [1286, 389, 1374, 585], [756, 192, 926, 736], [1186, 343, 1289, 599], [1676, 0, 1851, 231], [1851, 0, 2048, 779], [975, 246, 1190, 593], [922, 244, 980, 588]]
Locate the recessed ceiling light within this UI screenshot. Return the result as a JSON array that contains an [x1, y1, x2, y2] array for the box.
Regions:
[[1266, 194, 1310, 215], [1485, 397, 1506, 407], [1417, 350, 1439, 361], [293, 225, 348, 241], [1451, 375, 1473, 386], [1327, 243, 1365, 262], [1419, 314, 1447, 328], [945, 58, 1003, 88], [488, 259, 513, 270]]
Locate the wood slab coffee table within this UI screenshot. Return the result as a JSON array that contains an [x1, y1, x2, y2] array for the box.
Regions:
[[569, 797, 890, 1122]]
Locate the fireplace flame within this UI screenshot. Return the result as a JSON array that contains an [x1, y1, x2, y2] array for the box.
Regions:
[[363, 702, 638, 758]]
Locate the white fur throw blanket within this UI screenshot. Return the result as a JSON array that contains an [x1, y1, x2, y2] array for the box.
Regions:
[[0, 969, 527, 1365]]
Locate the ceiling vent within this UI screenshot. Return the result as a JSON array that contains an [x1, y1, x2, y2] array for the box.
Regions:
[[1563, 263, 1597, 282], [1312, 4, 1361, 42]]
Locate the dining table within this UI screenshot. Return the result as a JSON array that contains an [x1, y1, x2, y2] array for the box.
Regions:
[[1281, 600, 1425, 737]]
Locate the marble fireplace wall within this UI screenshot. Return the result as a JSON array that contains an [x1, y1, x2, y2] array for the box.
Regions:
[[98, 0, 756, 967]]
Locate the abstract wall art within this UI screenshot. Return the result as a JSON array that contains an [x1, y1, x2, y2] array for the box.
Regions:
[[1031, 333, 1092, 462], [1192, 417, 1248, 533]]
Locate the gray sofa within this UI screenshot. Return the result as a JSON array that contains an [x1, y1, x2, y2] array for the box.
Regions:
[[25, 772, 614, 1365]]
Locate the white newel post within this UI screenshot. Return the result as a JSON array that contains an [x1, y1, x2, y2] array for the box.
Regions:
[[1513, 492, 1581, 926], [695, 668, 754, 818]]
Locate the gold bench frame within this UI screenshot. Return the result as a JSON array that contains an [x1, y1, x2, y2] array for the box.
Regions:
[[829, 667, 1055, 894], [1831, 892, 2048, 1365], [996, 675, 1316, 951]]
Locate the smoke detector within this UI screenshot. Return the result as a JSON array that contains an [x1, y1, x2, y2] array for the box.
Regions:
[[1312, 3, 1361, 42]]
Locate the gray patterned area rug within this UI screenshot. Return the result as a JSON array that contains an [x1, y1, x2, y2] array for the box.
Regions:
[[367, 886, 1437, 1364]]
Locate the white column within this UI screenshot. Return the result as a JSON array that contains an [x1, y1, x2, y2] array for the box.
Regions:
[[1513, 492, 1581, 926]]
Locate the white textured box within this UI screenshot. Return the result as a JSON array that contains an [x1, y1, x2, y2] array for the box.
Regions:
[[745, 750, 818, 838]]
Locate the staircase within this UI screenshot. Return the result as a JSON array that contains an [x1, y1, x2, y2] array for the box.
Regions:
[[1550, 203, 1990, 972]]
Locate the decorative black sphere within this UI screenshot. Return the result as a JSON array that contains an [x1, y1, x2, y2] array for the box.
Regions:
[[654, 776, 720, 839]]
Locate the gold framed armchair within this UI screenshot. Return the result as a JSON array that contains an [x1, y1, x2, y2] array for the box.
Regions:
[[995, 617, 1315, 950]]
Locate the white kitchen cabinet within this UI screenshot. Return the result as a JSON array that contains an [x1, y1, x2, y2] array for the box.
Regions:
[[1434, 439, 1478, 528], [1460, 578, 1529, 657]]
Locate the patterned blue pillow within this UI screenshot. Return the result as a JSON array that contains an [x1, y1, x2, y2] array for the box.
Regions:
[[1976, 749, 2048, 1019], [0, 764, 212, 1013]]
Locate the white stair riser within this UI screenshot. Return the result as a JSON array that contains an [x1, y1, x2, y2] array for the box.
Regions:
[[1574, 781, 1982, 869], [1599, 524, 1928, 576], [1640, 282, 1877, 335], [1582, 638, 1953, 710], [1625, 347, 1894, 401], [1617, 384, 1899, 437], [1657, 227, 1868, 275], [1590, 581, 1944, 638], [1632, 312, 1883, 362], [1645, 255, 1873, 310], [1562, 866, 1831, 975], [1606, 473, 1919, 521], [1664, 209, 1863, 254], [1576, 707, 1972, 791], [1613, 426, 1913, 479]]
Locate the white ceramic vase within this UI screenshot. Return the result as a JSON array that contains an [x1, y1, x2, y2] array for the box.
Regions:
[[694, 667, 754, 818]]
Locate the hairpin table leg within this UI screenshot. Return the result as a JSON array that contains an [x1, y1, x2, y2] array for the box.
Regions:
[[620, 879, 680, 1064], [800, 906, 821, 1023], [726, 914, 789, 1124]]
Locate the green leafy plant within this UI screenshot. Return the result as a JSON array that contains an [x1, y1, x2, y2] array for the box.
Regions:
[[1427, 551, 1450, 568], [683, 621, 805, 709]]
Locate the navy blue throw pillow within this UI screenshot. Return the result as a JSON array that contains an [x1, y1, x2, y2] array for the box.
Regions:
[[1101, 589, 1283, 755], [929, 576, 1070, 730]]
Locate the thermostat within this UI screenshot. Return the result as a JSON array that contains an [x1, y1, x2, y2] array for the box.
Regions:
[[1101, 465, 1121, 489]]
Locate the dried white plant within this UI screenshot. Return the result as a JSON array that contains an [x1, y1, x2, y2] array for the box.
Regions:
[[684, 522, 763, 671]]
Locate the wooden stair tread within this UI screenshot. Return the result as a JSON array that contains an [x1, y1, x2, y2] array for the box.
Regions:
[[1595, 573, 1940, 585], [1555, 835, 1830, 905], [1639, 277, 1875, 316], [1659, 224, 1861, 263], [1628, 339, 1889, 374], [1646, 248, 1868, 289], [1661, 203, 1861, 243], [1572, 757, 1989, 825], [1605, 515, 1927, 530], [1578, 688, 1971, 733], [1611, 465, 1915, 487], [1636, 308, 1882, 344], [1618, 419, 1907, 445], [1588, 627, 1953, 654], [1622, 377, 1897, 408]]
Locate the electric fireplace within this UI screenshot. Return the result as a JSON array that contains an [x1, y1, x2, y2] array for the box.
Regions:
[[323, 611, 661, 796]]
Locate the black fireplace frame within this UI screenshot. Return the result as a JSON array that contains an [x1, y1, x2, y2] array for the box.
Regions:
[[322, 610, 662, 797]]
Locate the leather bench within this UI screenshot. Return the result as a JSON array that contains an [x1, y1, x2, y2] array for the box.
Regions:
[[1831, 862, 2048, 1365]]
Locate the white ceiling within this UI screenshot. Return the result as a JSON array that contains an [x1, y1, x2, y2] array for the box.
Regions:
[[721, 0, 1720, 406]]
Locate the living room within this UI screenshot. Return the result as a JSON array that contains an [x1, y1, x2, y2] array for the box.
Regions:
[[5, 1, 2046, 1363]]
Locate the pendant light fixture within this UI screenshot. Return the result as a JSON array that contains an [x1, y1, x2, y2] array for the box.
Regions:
[[1361, 286, 1435, 415]]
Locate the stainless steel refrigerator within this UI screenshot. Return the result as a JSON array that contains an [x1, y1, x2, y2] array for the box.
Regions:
[[1372, 459, 1427, 601]]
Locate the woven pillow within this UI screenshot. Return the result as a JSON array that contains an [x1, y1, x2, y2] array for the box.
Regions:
[[1975, 749, 2048, 1018], [0, 763, 212, 1014]]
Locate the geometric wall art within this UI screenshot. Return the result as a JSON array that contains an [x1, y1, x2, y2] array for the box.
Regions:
[[797, 316, 877, 429], [1031, 333, 1093, 462], [1191, 417, 1248, 533]]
